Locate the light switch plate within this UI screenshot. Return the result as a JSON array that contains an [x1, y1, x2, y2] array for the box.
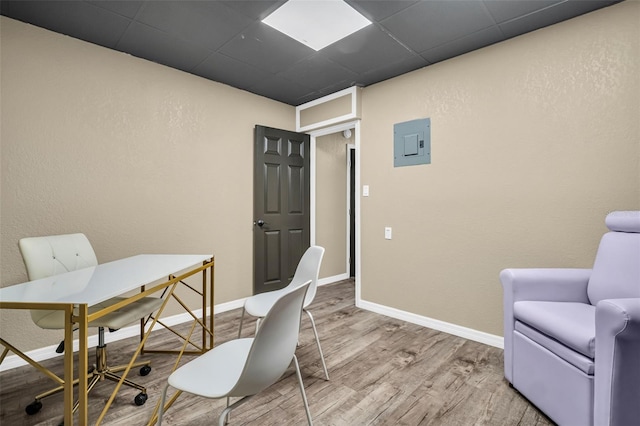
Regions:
[[363, 185, 369, 197], [385, 227, 392, 240]]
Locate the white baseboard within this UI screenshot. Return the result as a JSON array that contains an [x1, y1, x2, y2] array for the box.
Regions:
[[356, 299, 504, 349], [1, 277, 502, 372], [318, 273, 350, 286], [0, 297, 247, 373], [0, 277, 348, 372]]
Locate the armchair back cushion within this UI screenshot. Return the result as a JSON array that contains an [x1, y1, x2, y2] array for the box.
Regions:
[[587, 211, 640, 305]]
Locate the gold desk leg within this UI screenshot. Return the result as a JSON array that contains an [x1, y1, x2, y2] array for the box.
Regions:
[[98, 282, 179, 426], [78, 304, 89, 425], [64, 304, 75, 426], [209, 259, 215, 350], [202, 263, 207, 351]]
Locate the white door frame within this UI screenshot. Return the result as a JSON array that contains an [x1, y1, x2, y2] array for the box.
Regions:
[[309, 120, 361, 301]]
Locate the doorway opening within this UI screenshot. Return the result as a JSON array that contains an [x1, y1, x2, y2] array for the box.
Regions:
[[309, 121, 360, 293], [349, 144, 356, 278]]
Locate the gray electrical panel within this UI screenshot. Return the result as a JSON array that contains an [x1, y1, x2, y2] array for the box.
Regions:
[[394, 118, 431, 167]]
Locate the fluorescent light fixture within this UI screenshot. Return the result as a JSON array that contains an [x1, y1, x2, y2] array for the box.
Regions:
[[262, 0, 372, 51]]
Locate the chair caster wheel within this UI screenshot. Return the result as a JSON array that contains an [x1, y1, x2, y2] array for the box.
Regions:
[[25, 400, 43, 415], [134, 392, 148, 406], [140, 365, 152, 376]]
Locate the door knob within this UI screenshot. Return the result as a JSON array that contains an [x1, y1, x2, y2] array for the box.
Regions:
[[255, 219, 266, 227]]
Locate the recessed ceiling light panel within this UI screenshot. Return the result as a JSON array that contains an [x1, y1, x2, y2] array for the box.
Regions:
[[262, 0, 372, 51]]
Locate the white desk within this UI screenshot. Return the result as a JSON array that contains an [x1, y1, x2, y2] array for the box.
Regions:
[[0, 254, 215, 425]]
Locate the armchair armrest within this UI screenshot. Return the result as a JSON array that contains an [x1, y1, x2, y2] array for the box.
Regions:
[[594, 298, 640, 426], [500, 268, 591, 382], [500, 268, 592, 303]]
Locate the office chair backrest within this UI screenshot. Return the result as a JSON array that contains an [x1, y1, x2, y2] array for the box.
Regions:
[[229, 280, 311, 397], [19, 233, 98, 324], [288, 246, 324, 308], [588, 211, 640, 305], [19, 233, 98, 281]]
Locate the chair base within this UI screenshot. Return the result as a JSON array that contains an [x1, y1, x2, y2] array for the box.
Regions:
[[513, 331, 594, 426], [26, 342, 151, 416]]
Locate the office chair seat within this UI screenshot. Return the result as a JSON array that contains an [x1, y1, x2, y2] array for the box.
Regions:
[[33, 296, 162, 330]]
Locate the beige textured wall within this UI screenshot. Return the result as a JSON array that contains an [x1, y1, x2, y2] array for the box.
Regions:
[[316, 132, 351, 277], [360, 1, 640, 337], [2, 1, 639, 356], [0, 17, 294, 351]]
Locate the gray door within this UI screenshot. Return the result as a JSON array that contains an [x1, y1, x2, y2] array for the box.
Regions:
[[253, 125, 310, 294]]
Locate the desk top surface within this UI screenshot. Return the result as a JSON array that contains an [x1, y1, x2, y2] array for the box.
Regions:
[[0, 254, 213, 305]]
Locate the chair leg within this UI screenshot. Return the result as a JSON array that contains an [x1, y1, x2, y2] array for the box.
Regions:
[[103, 370, 147, 393], [304, 309, 329, 380], [108, 359, 151, 375], [32, 376, 81, 402], [157, 383, 170, 426], [293, 355, 313, 426], [219, 405, 233, 426], [71, 374, 102, 415], [237, 307, 246, 338], [218, 396, 252, 426]]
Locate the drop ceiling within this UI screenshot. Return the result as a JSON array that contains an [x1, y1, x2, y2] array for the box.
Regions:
[[1, 0, 622, 106]]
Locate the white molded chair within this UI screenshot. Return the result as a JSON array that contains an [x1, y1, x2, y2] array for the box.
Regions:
[[238, 245, 328, 380], [158, 281, 314, 426], [18, 233, 163, 415]]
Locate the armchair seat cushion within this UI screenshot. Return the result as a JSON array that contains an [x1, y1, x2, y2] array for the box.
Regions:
[[515, 321, 594, 374], [514, 301, 596, 358]]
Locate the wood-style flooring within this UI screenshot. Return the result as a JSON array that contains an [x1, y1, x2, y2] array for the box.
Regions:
[[0, 279, 553, 425]]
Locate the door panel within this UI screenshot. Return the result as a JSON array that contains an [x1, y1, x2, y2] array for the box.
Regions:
[[254, 125, 310, 294]]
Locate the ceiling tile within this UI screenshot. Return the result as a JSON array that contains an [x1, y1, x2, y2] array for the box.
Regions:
[[357, 54, 428, 87], [3, 0, 131, 49], [219, 22, 314, 74], [135, 1, 253, 51], [117, 22, 211, 72], [193, 52, 273, 91], [346, 0, 419, 21], [317, 80, 359, 98], [248, 74, 315, 105], [88, 1, 144, 19], [278, 54, 358, 91], [483, 0, 562, 23], [295, 91, 326, 106], [421, 26, 504, 64], [221, 0, 286, 21], [380, 0, 496, 53], [498, 0, 618, 39], [321, 25, 417, 74]]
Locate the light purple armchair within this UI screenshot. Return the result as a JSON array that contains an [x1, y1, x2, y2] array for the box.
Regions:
[[501, 211, 640, 426]]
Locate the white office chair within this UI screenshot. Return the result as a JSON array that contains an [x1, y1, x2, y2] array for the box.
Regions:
[[238, 245, 329, 380], [18, 233, 163, 415], [158, 281, 314, 426]]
